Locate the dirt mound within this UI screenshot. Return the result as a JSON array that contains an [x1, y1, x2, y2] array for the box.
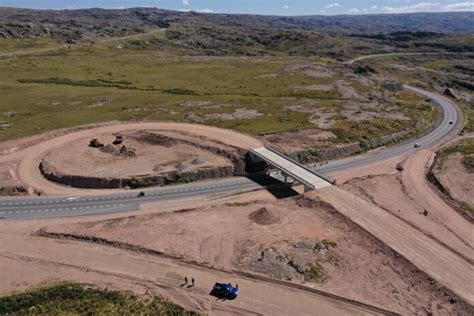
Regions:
[[153, 165, 164, 172], [118, 145, 136, 157], [175, 162, 190, 170], [249, 207, 280, 225], [100, 144, 136, 157], [191, 158, 204, 165], [129, 131, 177, 147], [100, 144, 120, 155]]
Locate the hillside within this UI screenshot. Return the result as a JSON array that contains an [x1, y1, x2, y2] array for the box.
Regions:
[[0, 7, 473, 40]]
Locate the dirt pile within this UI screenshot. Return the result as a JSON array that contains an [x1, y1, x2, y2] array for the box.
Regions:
[[100, 144, 136, 157], [249, 207, 280, 225], [0, 185, 28, 196], [131, 132, 177, 147], [118, 145, 136, 157]]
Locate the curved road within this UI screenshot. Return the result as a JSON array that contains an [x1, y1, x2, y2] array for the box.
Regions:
[[0, 85, 461, 219]]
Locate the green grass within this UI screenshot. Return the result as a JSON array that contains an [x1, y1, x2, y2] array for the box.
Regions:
[[0, 39, 433, 144], [422, 60, 455, 70], [0, 282, 196, 315], [304, 263, 328, 283], [443, 138, 474, 171], [459, 100, 474, 133], [0, 38, 60, 54], [18, 77, 145, 90]]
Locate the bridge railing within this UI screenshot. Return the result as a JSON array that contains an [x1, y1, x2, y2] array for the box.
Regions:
[[264, 147, 335, 185], [250, 149, 314, 188]]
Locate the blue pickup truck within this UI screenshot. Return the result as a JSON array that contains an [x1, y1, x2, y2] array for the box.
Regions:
[[211, 283, 239, 300]]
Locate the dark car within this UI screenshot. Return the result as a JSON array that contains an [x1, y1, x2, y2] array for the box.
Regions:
[[211, 283, 239, 300], [137, 191, 145, 197], [449, 121, 454, 125]]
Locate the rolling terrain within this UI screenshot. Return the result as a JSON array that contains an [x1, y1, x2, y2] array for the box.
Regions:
[[0, 6, 473, 315]]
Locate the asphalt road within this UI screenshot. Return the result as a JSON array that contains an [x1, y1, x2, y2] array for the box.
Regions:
[[0, 85, 460, 220]]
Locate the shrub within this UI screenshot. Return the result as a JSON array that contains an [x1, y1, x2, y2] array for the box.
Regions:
[[304, 263, 328, 283], [0, 282, 196, 315], [162, 88, 197, 95]]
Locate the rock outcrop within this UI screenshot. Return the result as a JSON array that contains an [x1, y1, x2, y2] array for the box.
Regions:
[[40, 159, 234, 189], [288, 130, 410, 163], [443, 87, 458, 99]]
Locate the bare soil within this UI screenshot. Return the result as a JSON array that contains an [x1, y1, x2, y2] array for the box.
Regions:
[[343, 173, 474, 263], [435, 152, 473, 209], [262, 128, 336, 152], [0, 122, 262, 195], [41, 196, 472, 315], [309, 109, 337, 129], [291, 83, 334, 91], [336, 80, 366, 100], [185, 108, 263, 123], [43, 131, 232, 178]]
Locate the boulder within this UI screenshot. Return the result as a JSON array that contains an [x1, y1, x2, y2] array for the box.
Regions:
[[381, 81, 403, 92], [443, 87, 457, 99]]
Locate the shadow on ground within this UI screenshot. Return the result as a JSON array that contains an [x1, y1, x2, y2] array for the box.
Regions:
[[246, 173, 299, 199]]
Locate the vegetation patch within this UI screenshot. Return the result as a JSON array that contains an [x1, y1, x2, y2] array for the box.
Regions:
[[17, 77, 149, 91], [442, 138, 474, 172], [0, 41, 437, 147], [304, 263, 328, 283], [0, 282, 196, 315], [162, 88, 197, 95]]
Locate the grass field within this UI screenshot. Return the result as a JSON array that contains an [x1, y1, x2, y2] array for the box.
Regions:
[[0, 38, 432, 145], [0, 282, 196, 315]]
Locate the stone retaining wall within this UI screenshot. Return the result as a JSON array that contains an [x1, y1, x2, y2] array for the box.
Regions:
[[40, 160, 234, 189], [288, 130, 410, 164]]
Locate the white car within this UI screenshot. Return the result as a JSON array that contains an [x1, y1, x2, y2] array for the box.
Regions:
[[414, 143, 421, 148]]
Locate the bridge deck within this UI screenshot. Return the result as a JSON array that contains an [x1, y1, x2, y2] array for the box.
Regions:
[[250, 147, 332, 190]]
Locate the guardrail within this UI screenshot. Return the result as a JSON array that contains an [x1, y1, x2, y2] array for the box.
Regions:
[[265, 147, 335, 185], [250, 147, 335, 189]]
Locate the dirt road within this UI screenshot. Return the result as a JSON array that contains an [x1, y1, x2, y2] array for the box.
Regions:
[[347, 52, 474, 64], [402, 149, 474, 247], [0, 213, 389, 315], [314, 186, 474, 305]]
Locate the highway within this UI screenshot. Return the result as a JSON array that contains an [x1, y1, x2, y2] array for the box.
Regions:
[[0, 85, 461, 220]]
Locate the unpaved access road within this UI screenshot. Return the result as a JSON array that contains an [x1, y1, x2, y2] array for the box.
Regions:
[[347, 52, 474, 64], [314, 186, 474, 306], [0, 210, 391, 316]]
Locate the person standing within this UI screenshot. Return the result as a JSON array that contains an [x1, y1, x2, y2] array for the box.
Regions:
[[184, 276, 188, 284], [191, 278, 195, 287]]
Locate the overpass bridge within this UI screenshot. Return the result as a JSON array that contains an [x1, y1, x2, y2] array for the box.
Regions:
[[249, 147, 334, 191]]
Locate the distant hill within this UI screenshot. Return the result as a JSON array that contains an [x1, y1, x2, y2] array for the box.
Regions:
[[0, 7, 473, 39]]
